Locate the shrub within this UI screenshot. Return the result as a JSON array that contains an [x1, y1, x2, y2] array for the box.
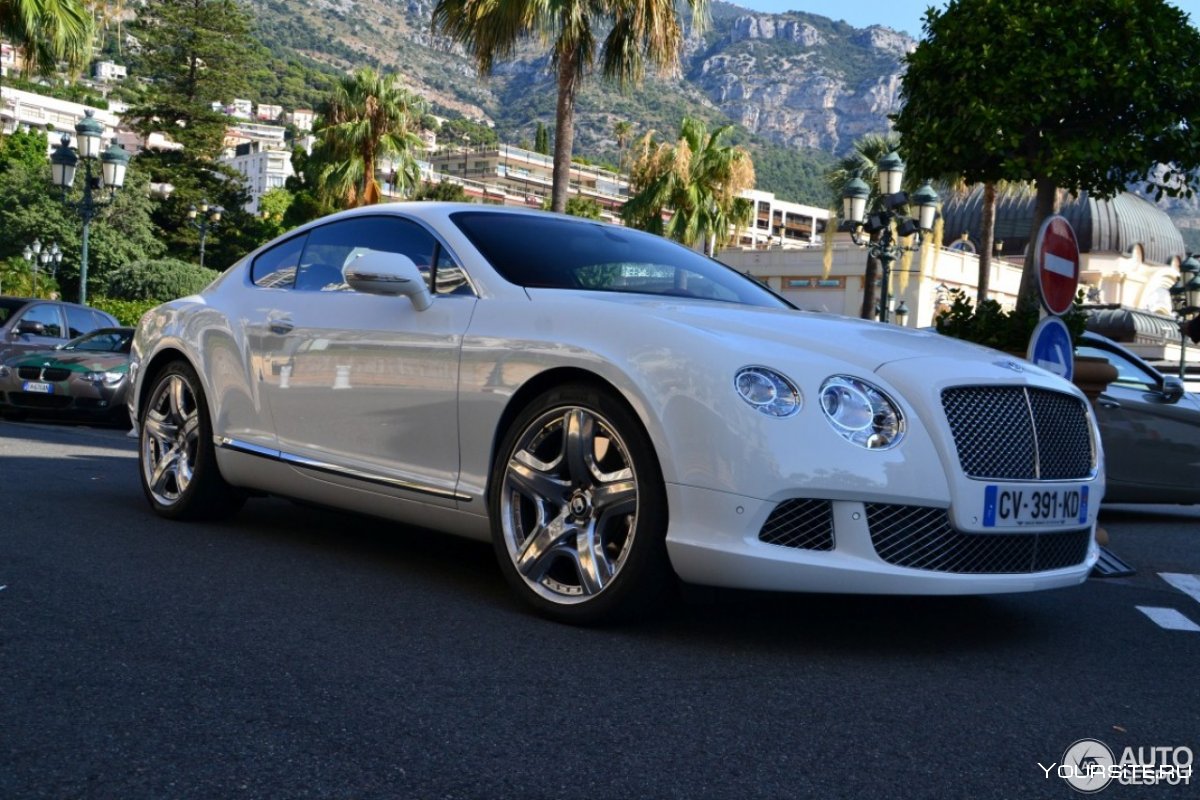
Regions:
[[102, 258, 217, 302], [88, 296, 162, 327]]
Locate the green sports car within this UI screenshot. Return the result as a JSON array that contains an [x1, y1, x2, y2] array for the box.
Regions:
[[0, 327, 134, 426]]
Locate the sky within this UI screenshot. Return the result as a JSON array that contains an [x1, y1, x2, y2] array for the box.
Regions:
[[731, 0, 1200, 39]]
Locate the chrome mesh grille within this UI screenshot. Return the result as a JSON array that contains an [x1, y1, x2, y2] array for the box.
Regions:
[[866, 503, 1091, 574], [941, 386, 1092, 480], [758, 499, 835, 551]]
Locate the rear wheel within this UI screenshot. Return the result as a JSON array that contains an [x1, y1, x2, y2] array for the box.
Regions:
[[490, 383, 669, 624], [139, 360, 244, 520]]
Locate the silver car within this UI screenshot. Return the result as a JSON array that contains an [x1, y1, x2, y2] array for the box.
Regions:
[[1077, 331, 1200, 504]]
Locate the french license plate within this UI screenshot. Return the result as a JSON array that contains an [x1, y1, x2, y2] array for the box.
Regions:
[[983, 485, 1087, 528], [21, 381, 53, 394]]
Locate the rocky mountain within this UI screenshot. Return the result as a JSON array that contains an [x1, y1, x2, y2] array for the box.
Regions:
[[245, 0, 914, 201]]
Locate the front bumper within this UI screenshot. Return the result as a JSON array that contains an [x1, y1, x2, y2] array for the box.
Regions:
[[663, 483, 1099, 594]]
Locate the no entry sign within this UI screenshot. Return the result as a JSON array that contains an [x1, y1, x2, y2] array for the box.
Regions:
[[1035, 215, 1081, 316]]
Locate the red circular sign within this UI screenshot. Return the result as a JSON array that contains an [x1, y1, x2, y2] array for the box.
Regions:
[[1035, 215, 1081, 315]]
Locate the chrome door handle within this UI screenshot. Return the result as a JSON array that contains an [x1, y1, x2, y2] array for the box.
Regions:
[[1097, 398, 1120, 409]]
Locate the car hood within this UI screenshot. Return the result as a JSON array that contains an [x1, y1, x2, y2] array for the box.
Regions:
[[529, 290, 1040, 375], [9, 350, 129, 372]]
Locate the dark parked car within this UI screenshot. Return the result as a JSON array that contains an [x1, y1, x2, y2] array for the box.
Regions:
[[0, 327, 135, 425], [1076, 331, 1200, 504], [0, 296, 120, 363]]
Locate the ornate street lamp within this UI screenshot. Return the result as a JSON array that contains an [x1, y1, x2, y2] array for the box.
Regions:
[[1170, 255, 1200, 377], [840, 151, 939, 324], [187, 199, 222, 268], [22, 239, 63, 297], [49, 109, 131, 305]]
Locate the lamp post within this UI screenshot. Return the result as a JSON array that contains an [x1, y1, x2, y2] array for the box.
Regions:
[[49, 109, 131, 306], [1170, 255, 1200, 378], [840, 151, 939, 323], [22, 240, 63, 297], [187, 199, 222, 268]]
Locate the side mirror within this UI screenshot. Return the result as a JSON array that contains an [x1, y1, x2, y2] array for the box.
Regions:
[[1160, 376, 1185, 404], [344, 249, 433, 311], [16, 320, 46, 336]]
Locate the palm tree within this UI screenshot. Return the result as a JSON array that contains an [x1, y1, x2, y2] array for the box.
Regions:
[[613, 118, 633, 174], [622, 116, 755, 256], [825, 132, 902, 320], [86, 0, 124, 56], [433, 0, 707, 214], [315, 68, 426, 208], [0, 0, 94, 79]]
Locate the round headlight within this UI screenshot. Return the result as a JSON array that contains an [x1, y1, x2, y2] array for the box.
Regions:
[[819, 375, 904, 449], [734, 366, 801, 418]]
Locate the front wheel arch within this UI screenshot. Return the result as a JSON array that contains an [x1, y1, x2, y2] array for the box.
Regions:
[[487, 367, 664, 502]]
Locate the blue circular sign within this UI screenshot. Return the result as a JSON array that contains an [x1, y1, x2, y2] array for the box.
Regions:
[[1026, 315, 1075, 382]]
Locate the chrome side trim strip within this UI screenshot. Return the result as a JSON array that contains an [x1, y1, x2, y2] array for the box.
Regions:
[[215, 436, 280, 459], [215, 436, 470, 502]]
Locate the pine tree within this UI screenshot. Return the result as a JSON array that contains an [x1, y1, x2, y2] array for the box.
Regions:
[[127, 0, 262, 156]]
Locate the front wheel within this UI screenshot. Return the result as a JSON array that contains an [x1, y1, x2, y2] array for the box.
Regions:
[[490, 383, 670, 624], [139, 360, 244, 520]]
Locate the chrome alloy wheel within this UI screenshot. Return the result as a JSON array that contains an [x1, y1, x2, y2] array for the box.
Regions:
[[499, 406, 640, 604], [141, 372, 201, 507]]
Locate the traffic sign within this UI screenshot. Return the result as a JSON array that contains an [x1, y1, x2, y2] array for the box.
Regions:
[[1026, 315, 1075, 381], [1035, 215, 1080, 315]]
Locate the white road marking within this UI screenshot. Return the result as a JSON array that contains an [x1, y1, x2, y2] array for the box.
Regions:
[[1136, 606, 1200, 632], [1159, 573, 1200, 606]]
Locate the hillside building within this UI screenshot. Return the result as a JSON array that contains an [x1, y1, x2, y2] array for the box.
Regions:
[[220, 140, 294, 214]]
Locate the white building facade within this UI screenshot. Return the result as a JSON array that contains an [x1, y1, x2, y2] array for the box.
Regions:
[[220, 140, 294, 213]]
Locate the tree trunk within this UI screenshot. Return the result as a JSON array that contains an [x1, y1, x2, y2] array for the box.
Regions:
[[1016, 178, 1059, 314], [551, 55, 578, 214], [977, 182, 996, 306]]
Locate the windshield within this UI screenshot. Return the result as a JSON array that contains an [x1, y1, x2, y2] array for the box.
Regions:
[[451, 211, 792, 309], [63, 328, 133, 353]]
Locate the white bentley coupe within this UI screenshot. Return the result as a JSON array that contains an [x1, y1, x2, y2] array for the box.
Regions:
[[129, 203, 1104, 623]]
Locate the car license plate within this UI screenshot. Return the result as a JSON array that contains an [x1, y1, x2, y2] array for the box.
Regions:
[[21, 381, 53, 394], [983, 485, 1087, 528]]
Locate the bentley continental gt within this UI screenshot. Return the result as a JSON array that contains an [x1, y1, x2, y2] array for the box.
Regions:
[[128, 203, 1106, 623]]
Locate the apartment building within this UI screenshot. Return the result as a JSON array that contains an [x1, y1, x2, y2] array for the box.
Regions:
[[220, 140, 294, 213]]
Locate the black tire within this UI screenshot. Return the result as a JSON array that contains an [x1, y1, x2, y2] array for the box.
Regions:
[[489, 383, 670, 624], [138, 360, 244, 520]]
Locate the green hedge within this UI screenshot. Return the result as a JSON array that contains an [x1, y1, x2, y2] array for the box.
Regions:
[[102, 258, 217, 302], [88, 296, 161, 327]]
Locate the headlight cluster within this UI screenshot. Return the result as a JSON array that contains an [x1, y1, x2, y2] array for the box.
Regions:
[[734, 367, 801, 417], [819, 375, 904, 449], [733, 367, 905, 449], [84, 370, 125, 385]]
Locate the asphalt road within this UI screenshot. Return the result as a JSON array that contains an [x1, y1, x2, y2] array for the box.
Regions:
[[2, 419, 1199, 799]]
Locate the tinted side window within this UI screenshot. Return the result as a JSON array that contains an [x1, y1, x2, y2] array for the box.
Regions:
[[434, 246, 471, 295], [90, 310, 117, 330], [298, 216, 440, 292], [65, 306, 113, 338], [1076, 344, 1158, 391], [252, 234, 307, 288], [19, 304, 64, 338]]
